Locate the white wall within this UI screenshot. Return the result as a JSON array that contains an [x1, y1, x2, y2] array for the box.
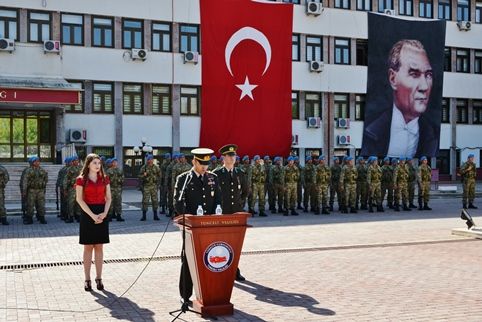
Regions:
[[292, 120, 323, 147], [180, 116, 201, 147], [122, 115, 172, 146], [439, 123, 452, 149], [64, 114, 115, 145]]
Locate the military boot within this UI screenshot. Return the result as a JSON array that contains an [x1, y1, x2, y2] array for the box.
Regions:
[[423, 203, 432, 210], [468, 203, 478, 209], [369, 205, 374, 213], [418, 201, 423, 210], [329, 204, 334, 212], [377, 205, 384, 212], [303, 207, 309, 213], [140, 211, 147, 221], [314, 208, 321, 215], [388, 202, 394, 209], [116, 213, 125, 222], [360, 204, 368, 210], [1, 217, 9, 225], [259, 211, 267, 217], [248, 208, 255, 216], [297, 203, 303, 210], [409, 203, 417, 208], [153, 211, 160, 221], [321, 207, 330, 215], [402, 204, 411, 211], [463, 202, 467, 209], [160, 206, 166, 214], [291, 209, 299, 216], [283, 209, 289, 216], [39, 217, 47, 224], [350, 207, 357, 214], [394, 204, 400, 212]]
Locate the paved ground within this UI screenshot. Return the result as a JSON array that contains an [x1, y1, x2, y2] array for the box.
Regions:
[[1, 197, 482, 321]]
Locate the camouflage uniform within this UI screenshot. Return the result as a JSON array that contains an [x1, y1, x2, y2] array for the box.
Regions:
[[417, 161, 432, 210], [264, 158, 275, 212], [249, 161, 266, 215], [165, 158, 178, 216], [315, 160, 331, 214], [367, 159, 383, 212], [20, 166, 29, 218], [393, 161, 410, 211], [407, 160, 418, 208], [270, 160, 285, 212], [241, 159, 253, 211], [302, 160, 317, 212], [381, 161, 394, 208], [295, 159, 303, 210], [0, 165, 9, 225], [460, 158, 477, 209], [329, 161, 343, 211], [23, 163, 48, 224], [284, 162, 300, 215], [63, 163, 82, 222], [139, 162, 161, 220], [356, 161, 368, 210], [159, 156, 171, 213], [340, 162, 358, 213], [106, 164, 124, 221], [56, 162, 69, 220]]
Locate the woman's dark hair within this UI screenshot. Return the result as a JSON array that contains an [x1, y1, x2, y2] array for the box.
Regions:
[[79, 153, 105, 186]]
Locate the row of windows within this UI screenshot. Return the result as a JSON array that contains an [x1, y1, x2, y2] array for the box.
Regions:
[[66, 83, 200, 116]]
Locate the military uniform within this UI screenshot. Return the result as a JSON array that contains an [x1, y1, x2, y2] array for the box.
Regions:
[[295, 158, 303, 210], [283, 158, 300, 216], [139, 156, 161, 220], [249, 157, 267, 215], [106, 159, 125, 221], [381, 159, 394, 208], [166, 156, 178, 216], [264, 157, 275, 212], [240, 157, 252, 211], [159, 154, 171, 214], [367, 157, 383, 212], [302, 158, 317, 212], [393, 159, 411, 211], [315, 158, 331, 214], [407, 160, 418, 208], [0, 164, 9, 225], [330, 160, 343, 212], [56, 159, 69, 220], [20, 165, 29, 218], [213, 166, 248, 214], [270, 159, 285, 213], [340, 159, 358, 213], [460, 155, 477, 209], [23, 157, 48, 224], [63, 159, 82, 223], [356, 159, 368, 210], [417, 157, 432, 210]]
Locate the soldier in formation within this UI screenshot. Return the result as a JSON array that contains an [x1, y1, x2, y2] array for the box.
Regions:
[[249, 155, 267, 216], [460, 153, 477, 209], [367, 156, 383, 213], [106, 158, 125, 221], [393, 157, 411, 211], [302, 156, 317, 213], [330, 157, 342, 212], [340, 156, 358, 213], [0, 163, 9, 225], [381, 157, 394, 209], [22, 156, 48, 224], [159, 153, 171, 214], [315, 156, 331, 215], [139, 154, 161, 221], [63, 155, 82, 223], [417, 156, 432, 210], [356, 157, 368, 210], [56, 157, 70, 220], [284, 156, 300, 216]]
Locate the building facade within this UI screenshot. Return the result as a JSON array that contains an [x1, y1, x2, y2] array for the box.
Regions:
[[0, 0, 481, 180]]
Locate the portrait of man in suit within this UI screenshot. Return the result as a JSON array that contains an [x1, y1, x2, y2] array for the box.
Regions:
[[362, 39, 439, 158]]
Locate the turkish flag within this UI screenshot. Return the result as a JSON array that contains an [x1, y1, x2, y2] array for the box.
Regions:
[[200, 0, 293, 157]]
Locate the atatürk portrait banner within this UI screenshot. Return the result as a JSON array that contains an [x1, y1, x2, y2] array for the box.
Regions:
[[361, 13, 446, 159]]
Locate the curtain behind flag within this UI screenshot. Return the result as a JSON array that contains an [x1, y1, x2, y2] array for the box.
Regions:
[[361, 13, 446, 158], [200, 0, 293, 157]]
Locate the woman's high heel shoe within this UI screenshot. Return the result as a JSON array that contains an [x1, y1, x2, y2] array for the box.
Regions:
[[84, 280, 92, 291], [95, 278, 104, 290]]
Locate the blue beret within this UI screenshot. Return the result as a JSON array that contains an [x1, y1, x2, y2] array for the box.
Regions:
[[178, 153, 185, 158], [242, 155, 249, 161], [342, 156, 348, 161], [100, 156, 106, 161], [274, 156, 281, 162], [468, 154, 475, 158], [253, 155, 260, 161], [346, 156, 353, 161], [173, 154, 179, 159], [164, 153, 171, 158], [357, 156, 363, 161], [318, 155, 325, 161], [146, 154, 154, 161], [264, 155, 270, 160], [333, 157, 339, 161], [392, 158, 398, 162], [399, 157, 406, 161], [294, 156, 299, 161], [71, 155, 79, 161], [235, 156, 240, 161], [420, 156, 427, 161], [407, 157, 412, 161], [383, 157, 390, 162], [105, 158, 113, 166], [64, 157, 70, 164], [210, 155, 217, 161], [287, 156, 295, 162], [30, 156, 39, 163], [111, 157, 117, 163], [306, 156, 312, 162]]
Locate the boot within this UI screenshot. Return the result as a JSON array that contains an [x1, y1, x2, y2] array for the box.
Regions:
[[259, 211, 267, 217], [116, 214, 125, 222], [468, 203, 478, 209], [248, 208, 255, 215], [321, 207, 330, 215], [283, 209, 289, 216], [388, 202, 394, 209], [329, 205, 334, 212], [377, 205, 384, 212], [303, 207, 309, 213], [355, 204, 359, 210], [403, 204, 411, 211], [409, 203, 417, 208], [24, 217, 33, 225], [341, 206, 348, 214], [314, 208, 321, 215], [418, 202, 423, 210], [140, 211, 147, 221], [39, 217, 47, 224], [394, 204, 400, 212], [369, 205, 374, 213], [1, 217, 9, 225], [350, 207, 357, 214], [297, 203, 303, 210], [360, 204, 368, 210], [160, 206, 166, 214], [65, 217, 74, 223], [153, 211, 160, 221], [291, 209, 299, 216], [423, 203, 432, 210], [463, 202, 467, 209]]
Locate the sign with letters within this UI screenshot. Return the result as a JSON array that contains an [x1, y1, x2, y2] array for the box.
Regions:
[[0, 88, 79, 104]]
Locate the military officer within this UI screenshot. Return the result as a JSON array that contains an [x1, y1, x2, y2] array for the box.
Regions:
[[315, 156, 331, 215], [139, 154, 161, 221], [174, 148, 222, 304], [417, 156, 432, 210], [159, 152, 171, 214], [0, 163, 10, 225], [340, 156, 358, 213], [249, 155, 267, 216], [330, 157, 343, 212], [407, 157, 418, 208], [356, 157, 368, 210], [381, 157, 395, 209], [460, 153, 478, 209], [367, 156, 384, 213], [284, 156, 300, 216], [106, 158, 125, 221], [23, 156, 48, 224], [302, 156, 317, 213]]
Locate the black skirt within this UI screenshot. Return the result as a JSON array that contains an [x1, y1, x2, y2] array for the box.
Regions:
[[79, 204, 110, 245]]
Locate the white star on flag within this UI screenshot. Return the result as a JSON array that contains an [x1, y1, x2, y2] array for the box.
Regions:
[[235, 76, 258, 101]]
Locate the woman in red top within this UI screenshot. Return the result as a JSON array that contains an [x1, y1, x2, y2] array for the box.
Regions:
[[76, 153, 112, 292]]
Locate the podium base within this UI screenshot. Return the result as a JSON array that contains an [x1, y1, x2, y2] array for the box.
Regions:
[[193, 300, 233, 317]]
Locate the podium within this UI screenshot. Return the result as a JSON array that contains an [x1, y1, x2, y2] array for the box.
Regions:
[[174, 212, 250, 317]]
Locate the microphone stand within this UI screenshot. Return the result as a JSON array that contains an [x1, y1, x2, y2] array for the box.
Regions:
[[169, 172, 216, 321]]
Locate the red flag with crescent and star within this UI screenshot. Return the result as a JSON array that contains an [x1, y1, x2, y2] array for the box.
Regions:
[[199, 0, 293, 157]]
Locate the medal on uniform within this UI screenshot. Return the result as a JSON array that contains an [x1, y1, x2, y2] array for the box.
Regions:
[[211, 191, 214, 197], [238, 184, 241, 189]]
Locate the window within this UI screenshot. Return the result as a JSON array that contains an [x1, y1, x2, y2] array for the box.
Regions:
[[419, 0, 433, 18], [441, 98, 450, 123], [355, 95, 365, 121], [123, 19, 143, 49], [28, 11, 51, 42], [399, 0, 413, 15], [93, 83, 114, 113], [436, 149, 450, 174], [180, 86, 200, 116], [356, 39, 368, 66], [444, 47, 452, 72], [0, 8, 18, 40], [92, 147, 114, 159], [305, 93, 321, 119], [378, 0, 394, 12], [473, 100, 482, 124], [180, 24, 199, 53], [334, 94, 349, 119], [123, 84, 143, 114], [292, 92, 299, 119], [357, 0, 372, 11], [61, 14, 83, 45], [475, 51, 482, 74], [457, 0, 470, 21], [335, 38, 350, 65], [292, 34, 300, 61], [438, 0, 452, 20], [152, 85, 171, 115], [152, 22, 171, 52], [92, 16, 113, 48], [456, 99, 468, 123], [477, 1, 482, 23], [335, 0, 351, 9], [123, 147, 143, 178], [456, 49, 470, 73], [306, 35, 322, 62], [65, 82, 84, 113]]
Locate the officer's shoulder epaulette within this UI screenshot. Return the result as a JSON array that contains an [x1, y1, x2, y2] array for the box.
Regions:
[[236, 167, 245, 174], [207, 171, 218, 177], [177, 170, 191, 179]]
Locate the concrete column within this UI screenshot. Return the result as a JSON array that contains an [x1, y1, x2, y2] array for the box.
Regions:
[[144, 20, 151, 50], [324, 93, 335, 163], [114, 17, 122, 49], [85, 14, 92, 47], [84, 81, 93, 114], [394, 0, 400, 13], [172, 22, 179, 53], [299, 92, 306, 120], [172, 84, 181, 153], [300, 34, 306, 62], [52, 12, 60, 41], [433, 0, 439, 18], [349, 93, 356, 121], [450, 98, 457, 180], [452, 0, 458, 21], [451, 47, 456, 72], [351, 0, 357, 10], [323, 36, 329, 63], [350, 38, 356, 65], [468, 99, 474, 125], [19, 9, 27, 42], [470, 0, 476, 22], [328, 37, 335, 64], [470, 49, 475, 73], [144, 84, 152, 115], [373, 0, 379, 12], [55, 107, 65, 161], [114, 82, 123, 166], [413, 0, 420, 17]]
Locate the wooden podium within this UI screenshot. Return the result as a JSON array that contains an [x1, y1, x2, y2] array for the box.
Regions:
[[174, 212, 250, 317]]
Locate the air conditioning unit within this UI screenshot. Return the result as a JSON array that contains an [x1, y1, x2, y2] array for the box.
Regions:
[[309, 61, 324, 73], [337, 118, 350, 129], [184, 51, 199, 64], [337, 135, 351, 145], [131, 48, 148, 60], [306, 1, 323, 16], [307, 117, 321, 128], [69, 129, 87, 143], [457, 21, 471, 31], [292, 134, 299, 146], [43, 40, 61, 53], [0, 38, 15, 52], [384, 9, 396, 15]]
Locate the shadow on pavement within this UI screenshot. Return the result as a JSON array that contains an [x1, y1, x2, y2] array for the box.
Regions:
[[235, 279, 336, 317], [92, 289, 155, 322]]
